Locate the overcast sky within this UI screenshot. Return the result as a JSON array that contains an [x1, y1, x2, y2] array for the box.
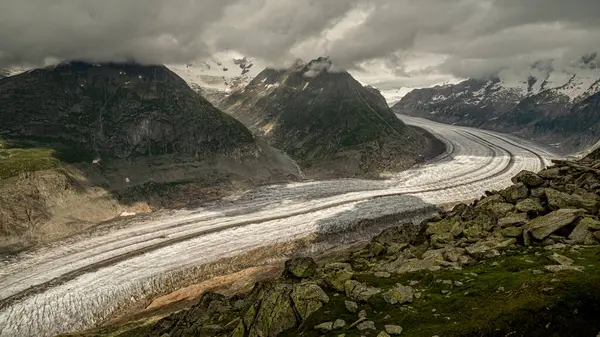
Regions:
[[0, 0, 599, 89]]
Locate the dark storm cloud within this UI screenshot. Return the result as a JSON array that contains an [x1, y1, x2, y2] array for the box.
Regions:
[[0, 0, 598, 84]]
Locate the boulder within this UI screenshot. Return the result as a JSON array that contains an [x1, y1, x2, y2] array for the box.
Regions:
[[291, 282, 329, 320], [443, 247, 466, 263], [465, 238, 517, 259], [498, 213, 529, 227], [321, 263, 354, 292], [284, 257, 317, 278], [512, 170, 545, 187], [345, 300, 358, 313], [378, 332, 392, 337], [381, 285, 414, 305], [487, 202, 517, 218], [501, 227, 523, 238], [515, 198, 546, 215], [538, 168, 561, 179], [333, 319, 346, 330], [345, 280, 382, 302], [500, 183, 530, 204], [397, 258, 441, 273], [430, 232, 455, 248], [372, 224, 422, 245], [548, 253, 574, 266], [528, 209, 585, 240], [426, 218, 463, 237], [246, 282, 298, 337], [314, 322, 334, 332], [385, 325, 404, 335], [545, 265, 584, 273], [569, 217, 600, 243], [594, 231, 600, 241], [545, 189, 599, 213], [357, 321, 376, 331], [477, 194, 506, 208]]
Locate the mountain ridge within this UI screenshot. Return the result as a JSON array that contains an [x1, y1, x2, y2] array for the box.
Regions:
[[220, 57, 436, 178], [394, 58, 600, 153]]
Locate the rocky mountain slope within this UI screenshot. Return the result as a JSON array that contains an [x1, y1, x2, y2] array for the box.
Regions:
[[394, 55, 600, 154], [94, 154, 600, 337], [220, 58, 435, 178], [0, 62, 300, 253]]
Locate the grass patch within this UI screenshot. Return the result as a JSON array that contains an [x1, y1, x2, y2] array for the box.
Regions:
[[283, 246, 600, 337], [0, 140, 61, 179]]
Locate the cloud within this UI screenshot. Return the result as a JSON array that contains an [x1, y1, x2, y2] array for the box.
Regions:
[[1, 0, 599, 87]]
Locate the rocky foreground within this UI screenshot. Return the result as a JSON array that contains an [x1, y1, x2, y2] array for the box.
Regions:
[[82, 154, 600, 337]]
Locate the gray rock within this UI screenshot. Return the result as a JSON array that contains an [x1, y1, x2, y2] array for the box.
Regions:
[[291, 282, 329, 320], [443, 247, 466, 262], [382, 285, 415, 305], [545, 188, 599, 213], [374, 272, 391, 278], [345, 300, 358, 313], [315, 322, 334, 332], [487, 202, 517, 217], [333, 319, 346, 330], [538, 168, 561, 179], [246, 282, 297, 337], [498, 213, 529, 227], [545, 265, 584, 273], [500, 183, 530, 204], [548, 253, 574, 266], [569, 217, 600, 243], [515, 198, 545, 214], [397, 258, 442, 274], [426, 218, 463, 237], [477, 194, 506, 208], [528, 209, 585, 240], [385, 325, 403, 335], [378, 332, 392, 337], [501, 226, 523, 237], [345, 280, 382, 302], [512, 170, 545, 187], [285, 257, 317, 278], [465, 238, 517, 259], [322, 263, 354, 292], [357, 321, 376, 331]]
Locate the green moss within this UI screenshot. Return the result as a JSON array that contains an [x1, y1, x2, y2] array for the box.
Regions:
[[282, 246, 600, 337]]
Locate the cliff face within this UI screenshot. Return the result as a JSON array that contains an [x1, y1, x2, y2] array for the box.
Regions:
[[221, 58, 431, 178]]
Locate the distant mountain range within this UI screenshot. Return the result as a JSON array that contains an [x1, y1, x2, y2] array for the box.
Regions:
[[393, 54, 600, 154], [220, 57, 434, 178]]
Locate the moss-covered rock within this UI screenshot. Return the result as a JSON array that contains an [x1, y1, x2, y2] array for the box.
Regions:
[[284, 257, 317, 279], [291, 282, 329, 320], [500, 183, 530, 204], [512, 170, 545, 187], [320, 263, 354, 292]]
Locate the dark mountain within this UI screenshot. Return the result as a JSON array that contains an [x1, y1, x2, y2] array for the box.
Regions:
[[0, 62, 256, 159], [220, 58, 433, 178], [0, 62, 300, 251], [393, 59, 600, 154]]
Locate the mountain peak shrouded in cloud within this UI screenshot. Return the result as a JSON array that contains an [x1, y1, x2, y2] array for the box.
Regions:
[[0, 0, 599, 89]]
